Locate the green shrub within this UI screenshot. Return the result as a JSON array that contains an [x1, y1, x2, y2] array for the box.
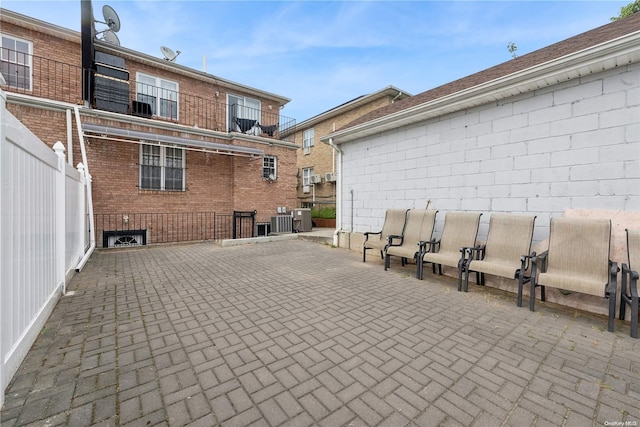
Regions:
[[310, 206, 336, 219]]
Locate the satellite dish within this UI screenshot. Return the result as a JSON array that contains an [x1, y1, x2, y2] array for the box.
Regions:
[[101, 5, 121, 32], [94, 4, 121, 42], [160, 46, 181, 62], [102, 30, 120, 46]]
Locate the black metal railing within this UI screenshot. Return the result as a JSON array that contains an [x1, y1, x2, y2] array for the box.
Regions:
[[0, 49, 296, 139], [0, 47, 83, 104], [94, 212, 257, 248]]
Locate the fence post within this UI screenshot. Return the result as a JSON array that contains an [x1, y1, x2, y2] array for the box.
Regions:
[[53, 141, 66, 294], [77, 163, 86, 253], [0, 86, 6, 408]]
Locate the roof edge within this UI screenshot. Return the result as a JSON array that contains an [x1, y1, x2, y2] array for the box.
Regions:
[[296, 85, 411, 129]]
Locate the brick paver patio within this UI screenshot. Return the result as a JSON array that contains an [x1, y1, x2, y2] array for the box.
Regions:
[[1, 239, 639, 426]]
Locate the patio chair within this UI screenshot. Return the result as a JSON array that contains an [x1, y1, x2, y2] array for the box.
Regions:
[[363, 208, 409, 262], [384, 209, 438, 274], [460, 214, 536, 307], [619, 229, 639, 338], [531, 217, 618, 333], [417, 211, 482, 291]]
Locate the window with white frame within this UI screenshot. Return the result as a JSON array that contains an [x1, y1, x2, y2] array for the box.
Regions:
[[136, 72, 179, 120], [302, 167, 314, 187], [0, 34, 32, 90], [303, 128, 314, 149], [139, 145, 185, 191], [263, 156, 277, 180], [229, 93, 261, 135]]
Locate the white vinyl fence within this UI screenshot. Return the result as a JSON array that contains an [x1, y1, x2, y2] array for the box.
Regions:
[[0, 90, 89, 407]]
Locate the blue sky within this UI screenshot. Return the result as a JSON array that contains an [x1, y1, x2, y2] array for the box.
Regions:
[[2, 1, 630, 122]]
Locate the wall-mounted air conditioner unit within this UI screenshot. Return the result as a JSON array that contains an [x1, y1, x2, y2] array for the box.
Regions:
[[303, 146, 311, 155], [303, 185, 310, 193], [324, 172, 337, 182], [310, 174, 322, 184]]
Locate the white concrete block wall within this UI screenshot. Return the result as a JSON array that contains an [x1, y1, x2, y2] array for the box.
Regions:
[[341, 62, 640, 245]]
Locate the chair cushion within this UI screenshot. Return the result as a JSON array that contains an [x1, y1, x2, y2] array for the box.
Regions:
[[364, 238, 386, 251], [467, 259, 518, 279], [422, 252, 461, 269], [386, 245, 419, 259], [537, 272, 606, 297]]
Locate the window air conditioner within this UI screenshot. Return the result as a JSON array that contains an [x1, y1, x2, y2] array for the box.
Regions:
[[324, 172, 337, 182], [303, 185, 310, 193], [310, 174, 322, 184], [303, 146, 311, 155]]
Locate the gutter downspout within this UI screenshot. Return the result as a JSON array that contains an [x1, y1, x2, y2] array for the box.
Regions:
[[74, 107, 96, 271], [327, 137, 342, 247]]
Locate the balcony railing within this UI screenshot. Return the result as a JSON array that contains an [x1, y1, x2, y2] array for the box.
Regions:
[[0, 48, 296, 139]]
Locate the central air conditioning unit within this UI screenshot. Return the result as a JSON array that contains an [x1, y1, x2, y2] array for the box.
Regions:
[[310, 174, 322, 184], [303, 146, 311, 155], [271, 215, 293, 233], [324, 172, 337, 182]]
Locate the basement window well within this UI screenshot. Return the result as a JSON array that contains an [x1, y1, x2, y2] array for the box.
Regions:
[[103, 230, 147, 248]]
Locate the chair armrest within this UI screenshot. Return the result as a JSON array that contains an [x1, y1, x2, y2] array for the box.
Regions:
[[463, 244, 486, 260], [622, 263, 639, 298], [531, 251, 548, 283], [387, 234, 403, 247], [520, 252, 537, 270], [363, 231, 381, 243], [429, 239, 441, 252]]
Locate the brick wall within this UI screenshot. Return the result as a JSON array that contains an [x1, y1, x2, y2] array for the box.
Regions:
[[340, 63, 640, 245], [3, 14, 297, 240]]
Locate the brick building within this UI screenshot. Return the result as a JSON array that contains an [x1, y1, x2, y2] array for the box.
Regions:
[[1, 6, 298, 247], [293, 86, 410, 214]]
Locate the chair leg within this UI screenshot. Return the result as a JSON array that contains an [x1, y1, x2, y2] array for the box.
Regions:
[[608, 286, 616, 333], [463, 268, 470, 292], [529, 280, 536, 311], [631, 295, 638, 339], [363, 248, 367, 263], [384, 254, 390, 271], [517, 272, 524, 308], [417, 254, 423, 280], [619, 272, 628, 321]]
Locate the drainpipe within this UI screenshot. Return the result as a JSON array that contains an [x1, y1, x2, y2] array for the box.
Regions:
[[327, 137, 342, 247], [74, 106, 96, 272]]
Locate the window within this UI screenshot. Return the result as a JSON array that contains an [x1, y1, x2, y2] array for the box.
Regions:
[[1, 35, 32, 90], [136, 73, 179, 120], [303, 128, 314, 149], [229, 94, 260, 135], [139, 145, 185, 191], [263, 156, 277, 180], [302, 167, 314, 187]]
